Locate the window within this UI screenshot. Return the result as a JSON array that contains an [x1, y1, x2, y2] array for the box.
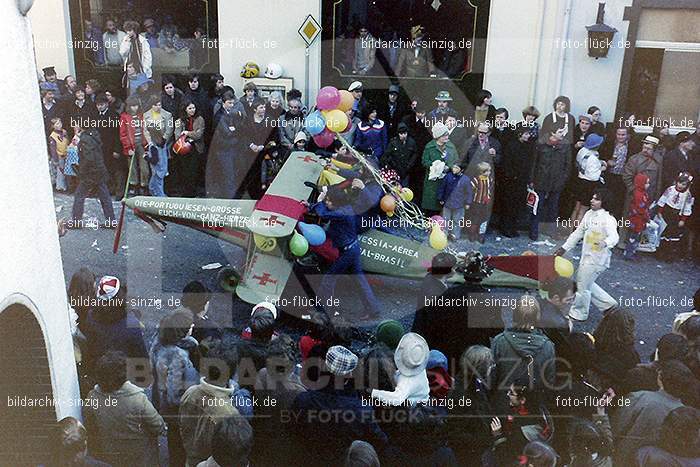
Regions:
[[626, 8, 700, 129]]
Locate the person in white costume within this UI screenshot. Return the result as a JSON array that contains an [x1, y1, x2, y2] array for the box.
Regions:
[[555, 188, 619, 321]]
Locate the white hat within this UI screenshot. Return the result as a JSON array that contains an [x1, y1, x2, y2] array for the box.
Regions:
[[294, 131, 308, 144], [394, 332, 429, 376], [432, 121, 449, 139], [252, 301, 277, 320], [264, 63, 284, 79], [348, 81, 363, 92], [96, 276, 120, 301]]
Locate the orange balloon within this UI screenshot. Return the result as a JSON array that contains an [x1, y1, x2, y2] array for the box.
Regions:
[[522, 250, 536, 256], [380, 194, 397, 213], [337, 90, 354, 112]]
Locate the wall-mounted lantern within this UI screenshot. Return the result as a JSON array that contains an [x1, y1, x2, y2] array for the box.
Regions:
[[586, 3, 618, 59]]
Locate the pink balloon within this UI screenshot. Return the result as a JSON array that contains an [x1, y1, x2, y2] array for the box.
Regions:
[[313, 128, 336, 148], [316, 86, 341, 110], [430, 215, 446, 230]]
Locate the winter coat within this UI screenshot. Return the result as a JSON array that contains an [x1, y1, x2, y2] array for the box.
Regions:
[[437, 172, 473, 209], [611, 389, 684, 466], [412, 282, 503, 367], [539, 112, 576, 145], [291, 386, 388, 467], [118, 112, 148, 155], [94, 108, 120, 156], [82, 311, 148, 378], [142, 108, 173, 147], [278, 112, 306, 149], [161, 88, 184, 116], [85, 381, 165, 467], [355, 119, 389, 159], [206, 109, 243, 199], [179, 378, 244, 466], [530, 142, 572, 192], [623, 150, 664, 200], [402, 113, 432, 152], [381, 135, 418, 179], [629, 173, 651, 233], [636, 445, 700, 467], [150, 336, 200, 415], [378, 98, 410, 137], [491, 328, 556, 390], [184, 88, 210, 121], [463, 136, 503, 176], [77, 129, 109, 184], [421, 139, 458, 211], [663, 147, 694, 189], [119, 34, 152, 78]]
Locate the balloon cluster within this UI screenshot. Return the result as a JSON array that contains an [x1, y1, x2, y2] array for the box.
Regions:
[[305, 86, 355, 148], [289, 222, 327, 257]]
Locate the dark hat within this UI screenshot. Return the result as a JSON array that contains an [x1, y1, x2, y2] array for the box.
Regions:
[[211, 73, 224, 82], [388, 84, 400, 95], [375, 320, 405, 350], [397, 122, 408, 133], [429, 252, 456, 274], [42, 66, 56, 75], [676, 131, 691, 145]]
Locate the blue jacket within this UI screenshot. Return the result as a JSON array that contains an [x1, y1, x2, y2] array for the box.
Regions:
[[82, 311, 148, 375], [354, 119, 388, 159], [312, 188, 374, 249], [438, 172, 473, 209]]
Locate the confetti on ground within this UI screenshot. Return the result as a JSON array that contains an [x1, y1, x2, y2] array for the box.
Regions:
[[91, 240, 98, 247], [495, 237, 502, 242], [55, 206, 63, 213], [121, 245, 128, 250], [639, 340, 645, 345], [201, 262, 223, 270]]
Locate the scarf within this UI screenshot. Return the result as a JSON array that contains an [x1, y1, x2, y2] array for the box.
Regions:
[[128, 36, 144, 75]]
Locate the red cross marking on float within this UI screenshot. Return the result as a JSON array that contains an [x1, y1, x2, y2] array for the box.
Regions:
[[260, 214, 286, 226], [296, 155, 316, 163], [253, 272, 277, 286]]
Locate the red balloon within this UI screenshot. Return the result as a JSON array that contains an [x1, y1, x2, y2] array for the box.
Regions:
[[313, 128, 336, 148]]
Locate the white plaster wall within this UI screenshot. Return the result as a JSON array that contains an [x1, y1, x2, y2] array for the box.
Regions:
[[0, 0, 80, 421], [217, 0, 322, 108], [484, 0, 632, 125], [28, 0, 74, 77]]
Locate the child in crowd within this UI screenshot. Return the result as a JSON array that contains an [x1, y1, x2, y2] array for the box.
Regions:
[[438, 163, 472, 240], [625, 173, 651, 260], [62, 123, 82, 191], [467, 162, 492, 243], [260, 141, 283, 192], [48, 117, 69, 192], [571, 133, 606, 228], [656, 172, 694, 261]]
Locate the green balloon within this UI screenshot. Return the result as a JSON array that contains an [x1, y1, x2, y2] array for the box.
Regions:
[[289, 232, 309, 256]]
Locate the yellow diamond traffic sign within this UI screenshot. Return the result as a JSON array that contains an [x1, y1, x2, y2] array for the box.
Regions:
[[298, 14, 321, 47]]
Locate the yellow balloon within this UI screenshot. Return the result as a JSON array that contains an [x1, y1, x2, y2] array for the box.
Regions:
[[324, 109, 349, 133], [554, 255, 574, 278], [429, 225, 448, 250], [337, 90, 355, 112], [386, 211, 394, 217], [400, 188, 414, 202], [253, 233, 277, 252]]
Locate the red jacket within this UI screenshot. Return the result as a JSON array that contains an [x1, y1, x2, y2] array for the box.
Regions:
[[628, 173, 651, 233], [119, 112, 148, 155]]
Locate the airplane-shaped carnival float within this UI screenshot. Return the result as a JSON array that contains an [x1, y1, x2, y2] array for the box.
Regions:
[[113, 85, 574, 318], [113, 146, 573, 317]]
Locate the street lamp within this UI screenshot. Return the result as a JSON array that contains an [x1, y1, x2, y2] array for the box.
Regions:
[[586, 3, 618, 59]]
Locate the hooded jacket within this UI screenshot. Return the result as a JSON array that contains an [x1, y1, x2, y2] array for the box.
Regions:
[[629, 173, 651, 233], [150, 336, 200, 415], [491, 328, 556, 390], [85, 381, 165, 467]]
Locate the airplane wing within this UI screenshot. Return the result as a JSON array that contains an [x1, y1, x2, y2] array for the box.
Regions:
[[248, 151, 324, 237], [123, 196, 256, 248], [235, 250, 293, 304]]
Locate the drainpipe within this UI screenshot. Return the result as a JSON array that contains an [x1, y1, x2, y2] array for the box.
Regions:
[[555, 0, 573, 98], [528, 0, 546, 104]]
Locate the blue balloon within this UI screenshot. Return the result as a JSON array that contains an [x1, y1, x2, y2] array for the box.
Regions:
[[305, 111, 326, 136], [298, 222, 326, 246]]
